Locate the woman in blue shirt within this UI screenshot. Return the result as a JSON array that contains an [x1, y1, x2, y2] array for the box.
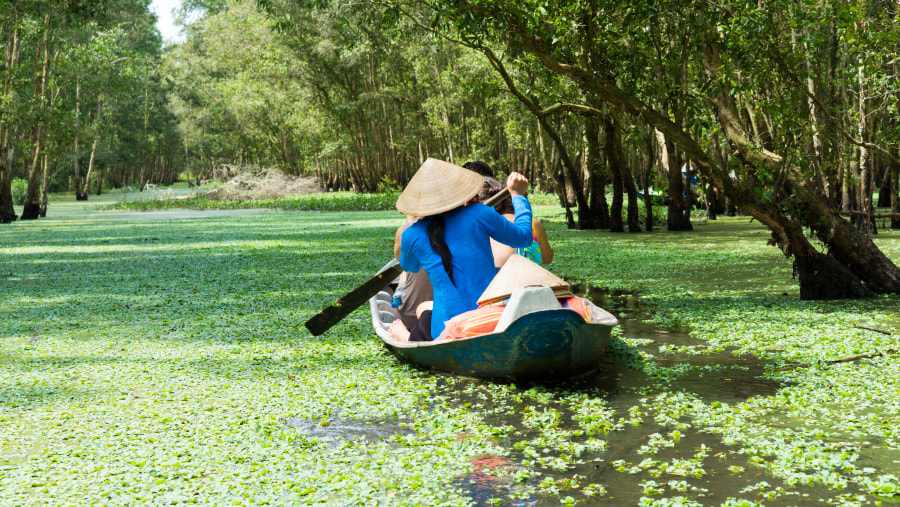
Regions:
[[392, 158, 533, 341]]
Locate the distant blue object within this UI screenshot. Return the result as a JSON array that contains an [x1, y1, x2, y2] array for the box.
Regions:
[[390, 288, 403, 308]]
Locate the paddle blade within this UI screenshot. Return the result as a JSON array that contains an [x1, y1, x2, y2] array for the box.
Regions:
[[304, 262, 404, 336]]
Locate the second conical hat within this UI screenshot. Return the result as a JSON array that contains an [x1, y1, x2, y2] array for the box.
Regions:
[[396, 158, 484, 216], [477, 254, 571, 306]]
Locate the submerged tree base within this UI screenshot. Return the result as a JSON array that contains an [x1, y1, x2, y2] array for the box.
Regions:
[[795, 252, 874, 300], [19, 203, 40, 220]]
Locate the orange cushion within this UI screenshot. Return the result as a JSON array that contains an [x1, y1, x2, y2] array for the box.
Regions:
[[561, 297, 591, 321], [442, 297, 591, 340], [442, 306, 505, 340]]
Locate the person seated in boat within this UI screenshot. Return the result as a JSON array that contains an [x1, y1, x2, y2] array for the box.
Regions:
[[391, 216, 434, 330], [390, 162, 493, 336], [479, 176, 554, 267], [389, 158, 533, 342]]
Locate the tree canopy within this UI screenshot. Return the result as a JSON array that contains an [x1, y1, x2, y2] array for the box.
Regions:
[[2, 0, 899, 299]]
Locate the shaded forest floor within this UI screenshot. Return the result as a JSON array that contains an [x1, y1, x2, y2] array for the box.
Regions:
[[2, 192, 900, 506]]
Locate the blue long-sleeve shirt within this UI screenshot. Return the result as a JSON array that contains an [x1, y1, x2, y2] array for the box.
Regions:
[[399, 195, 533, 338]]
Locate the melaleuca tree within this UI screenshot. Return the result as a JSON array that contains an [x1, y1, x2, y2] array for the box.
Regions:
[[389, 0, 900, 299]]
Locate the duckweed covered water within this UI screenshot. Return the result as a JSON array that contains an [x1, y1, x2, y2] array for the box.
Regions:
[[2, 194, 900, 505]]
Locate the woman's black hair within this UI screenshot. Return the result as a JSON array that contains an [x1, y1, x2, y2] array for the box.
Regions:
[[463, 161, 494, 178], [427, 215, 455, 286], [478, 176, 515, 215]]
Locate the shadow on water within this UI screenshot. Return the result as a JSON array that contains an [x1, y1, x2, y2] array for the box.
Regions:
[[445, 287, 818, 506], [566, 284, 785, 403]]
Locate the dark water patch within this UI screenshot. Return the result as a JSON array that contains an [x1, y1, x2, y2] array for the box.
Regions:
[[282, 416, 415, 448], [432, 289, 808, 505], [568, 283, 643, 318], [561, 285, 784, 402], [582, 319, 785, 403]]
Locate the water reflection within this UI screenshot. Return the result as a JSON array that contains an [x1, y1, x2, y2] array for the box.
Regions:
[[282, 415, 415, 449]]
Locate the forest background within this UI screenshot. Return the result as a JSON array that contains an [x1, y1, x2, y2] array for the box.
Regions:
[[1, 0, 900, 300]]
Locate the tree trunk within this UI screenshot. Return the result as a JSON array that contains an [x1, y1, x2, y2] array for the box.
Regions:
[[485, 13, 900, 298], [480, 47, 595, 228], [22, 15, 51, 220], [585, 115, 610, 229], [74, 81, 86, 200], [604, 115, 640, 232], [39, 150, 49, 217], [82, 137, 99, 199], [857, 66, 876, 235], [743, 202, 872, 299], [664, 136, 691, 231], [81, 97, 102, 199], [891, 155, 900, 230], [642, 130, 655, 231], [0, 126, 14, 223], [801, 187, 900, 294], [603, 118, 624, 233], [0, 17, 20, 223]]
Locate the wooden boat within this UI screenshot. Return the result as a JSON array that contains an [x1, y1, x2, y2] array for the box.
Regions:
[[369, 274, 619, 381]]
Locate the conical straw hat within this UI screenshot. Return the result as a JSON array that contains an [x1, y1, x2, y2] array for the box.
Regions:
[[396, 158, 484, 216], [477, 254, 571, 306]]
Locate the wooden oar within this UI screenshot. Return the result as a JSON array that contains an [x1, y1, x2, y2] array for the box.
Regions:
[[304, 187, 511, 336]]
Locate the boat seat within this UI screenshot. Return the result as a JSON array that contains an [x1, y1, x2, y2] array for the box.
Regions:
[[375, 290, 392, 303], [495, 286, 563, 333], [378, 311, 395, 328], [375, 300, 393, 313]]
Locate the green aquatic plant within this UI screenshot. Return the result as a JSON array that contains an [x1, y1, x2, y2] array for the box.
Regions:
[[3, 196, 900, 505]]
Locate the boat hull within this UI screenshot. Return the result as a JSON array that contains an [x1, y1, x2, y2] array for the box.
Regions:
[[371, 288, 617, 381]]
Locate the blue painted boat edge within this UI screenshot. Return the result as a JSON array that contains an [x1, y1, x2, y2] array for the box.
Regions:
[[368, 261, 619, 380]]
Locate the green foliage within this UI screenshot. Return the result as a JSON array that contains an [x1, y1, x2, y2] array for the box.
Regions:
[[105, 189, 562, 213], [105, 191, 402, 212], [10, 178, 28, 205], [2, 199, 900, 504]]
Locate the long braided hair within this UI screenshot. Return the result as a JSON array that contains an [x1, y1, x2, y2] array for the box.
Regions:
[[427, 215, 455, 286], [425, 163, 494, 287]]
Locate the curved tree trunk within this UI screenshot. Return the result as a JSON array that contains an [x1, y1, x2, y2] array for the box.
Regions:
[[743, 202, 873, 299], [472, 9, 900, 298], [800, 187, 900, 294]]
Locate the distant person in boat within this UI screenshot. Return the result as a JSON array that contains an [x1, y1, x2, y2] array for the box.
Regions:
[[391, 216, 434, 330], [479, 176, 554, 267], [390, 158, 533, 342]]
